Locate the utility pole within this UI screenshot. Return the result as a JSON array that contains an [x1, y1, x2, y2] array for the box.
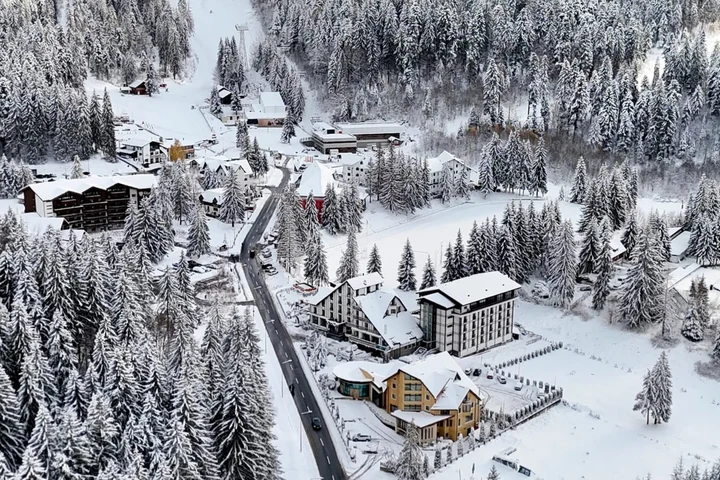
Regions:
[[235, 23, 249, 71]]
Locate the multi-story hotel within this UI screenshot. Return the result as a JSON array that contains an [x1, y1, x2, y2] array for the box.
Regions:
[[307, 272, 423, 360], [21, 175, 157, 232], [418, 271, 520, 358], [332, 352, 482, 445]]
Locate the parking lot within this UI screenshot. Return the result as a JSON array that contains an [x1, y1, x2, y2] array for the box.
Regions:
[[461, 367, 542, 415]]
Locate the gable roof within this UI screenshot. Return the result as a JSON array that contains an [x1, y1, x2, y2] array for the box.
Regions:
[[23, 175, 158, 202], [354, 290, 422, 346], [120, 138, 152, 148], [199, 188, 224, 205], [224, 159, 253, 175], [418, 271, 520, 307], [128, 78, 146, 88]]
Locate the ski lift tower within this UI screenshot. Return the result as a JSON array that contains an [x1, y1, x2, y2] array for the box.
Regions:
[[235, 23, 249, 71]]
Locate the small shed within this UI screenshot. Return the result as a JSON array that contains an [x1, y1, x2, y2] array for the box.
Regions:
[[218, 87, 233, 105], [671, 231, 692, 263]]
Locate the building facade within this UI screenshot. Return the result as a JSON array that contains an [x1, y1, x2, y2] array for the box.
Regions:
[[427, 151, 479, 197], [311, 123, 358, 154], [418, 272, 520, 358], [332, 352, 482, 445], [334, 122, 404, 149], [117, 139, 168, 168], [307, 273, 423, 359], [22, 175, 157, 232]]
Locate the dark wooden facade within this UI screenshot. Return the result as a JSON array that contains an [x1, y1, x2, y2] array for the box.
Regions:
[[23, 183, 151, 232]]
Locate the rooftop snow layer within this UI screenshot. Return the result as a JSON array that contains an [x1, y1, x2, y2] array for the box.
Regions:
[[332, 361, 399, 388], [200, 188, 224, 205], [418, 271, 520, 307], [671, 231, 692, 256], [391, 410, 450, 427], [260, 91, 285, 108], [346, 272, 384, 291], [421, 292, 455, 309], [297, 161, 336, 197], [24, 174, 158, 201], [334, 122, 404, 136]]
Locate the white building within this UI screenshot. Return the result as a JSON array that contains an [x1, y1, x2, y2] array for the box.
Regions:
[[417, 272, 520, 358], [242, 92, 287, 127], [426, 151, 479, 197], [116, 138, 167, 168], [307, 272, 423, 359], [311, 122, 358, 154], [335, 153, 373, 186], [197, 156, 255, 189], [198, 187, 256, 218], [334, 122, 404, 149]]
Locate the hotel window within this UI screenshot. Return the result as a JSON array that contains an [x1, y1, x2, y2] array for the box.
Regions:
[[404, 373, 415, 381], [406, 404, 421, 412], [391, 394, 396, 399], [405, 383, 421, 391], [426, 394, 430, 401], [392, 383, 396, 389], [404, 394, 422, 402]]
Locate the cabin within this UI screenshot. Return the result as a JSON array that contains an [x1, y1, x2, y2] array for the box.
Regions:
[[128, 79, 147, 95]]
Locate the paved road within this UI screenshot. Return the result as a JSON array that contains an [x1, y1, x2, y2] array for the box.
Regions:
[[240, 168, 347, 480]]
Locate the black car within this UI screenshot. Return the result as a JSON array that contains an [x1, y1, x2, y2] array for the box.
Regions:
[[473, 368, 481, 377], [312, 417, 322, 430]]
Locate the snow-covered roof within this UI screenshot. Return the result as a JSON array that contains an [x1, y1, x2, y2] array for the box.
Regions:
[[20, 213, 66, 235], [669, 263, 720, 301], [669, 226, 683, 239], [128, 78, 145, 88], [332, 361, 399, 389], [391, 410, 450, 428], [421, 292, 455, 309], [24, 175, 158, 201], [671, 231, 692, 256], [120, 138, 152, 148], [394, 289, 419, 313], [335, 122, 404, 136], [353, 288, 422, 347], [385, 352, 480, 408], [333, 153, 367, 167], [346, 272, 384, 291], [418, 271, 520, 307], [199, 188, 224, 205], [218, 88, 232, 99], [297, 161, 336, 198], [425, 151, 479, 183], [225, 159, 253, 175], [259, 92, 285, 108], [245, 110, 287, 120], [306, 285, 339, 306]]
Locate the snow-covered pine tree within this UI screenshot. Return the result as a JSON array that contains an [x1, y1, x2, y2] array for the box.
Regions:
[[187, 204, 211, 258], [394, 422, 427, 480], [366, 244, 382, 275], [466, 221, 483, 275], [321, 184, 343, 235], [454, 166, 470, 200], [335, 229, 359, 283], [547, 220, 577, 308], [440, 244, 454, 284], [651, 352, 673, 424], [496, 225, 517, 283], [280, 112, 296, 143], [592, 221, 613, 310], [569, 157, 588, 203], [450, 229, 468, 280], [101, 89, 116, 161], [70, 156, 84, 179], [344, 182, 363, 233], [477, 150, 495, 198], [622, 213, 640, 258], [236, 121, 250, 152], [209, 86, 223, 116], [0, 363, 23, 469], [440, 162, 454, 204], [577, 218, 600, 275], [533, 138, 548, 196], [303, 231, 329, 287], [487, 465, 500, 480], [619, 231, 665, 329], [276, 186, 302, 272], [420, 256, 436, 290], [397, 239, 417, 291], [433, 446, 442, 471], [218, 172, 245, 227]]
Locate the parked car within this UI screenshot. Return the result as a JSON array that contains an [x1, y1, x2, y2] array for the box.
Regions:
[[262, 251, 272, 259], [266, 268, 278, 276], [498, 376, 507, 385], [486, 370, 494, 379], [464, 368, 472, 375], [514, 381, 523, 391], [352, 433, 372, 442], [362, 444, 379, 454], [312, 418, 322, 430], [473, 369, 482, 377]]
